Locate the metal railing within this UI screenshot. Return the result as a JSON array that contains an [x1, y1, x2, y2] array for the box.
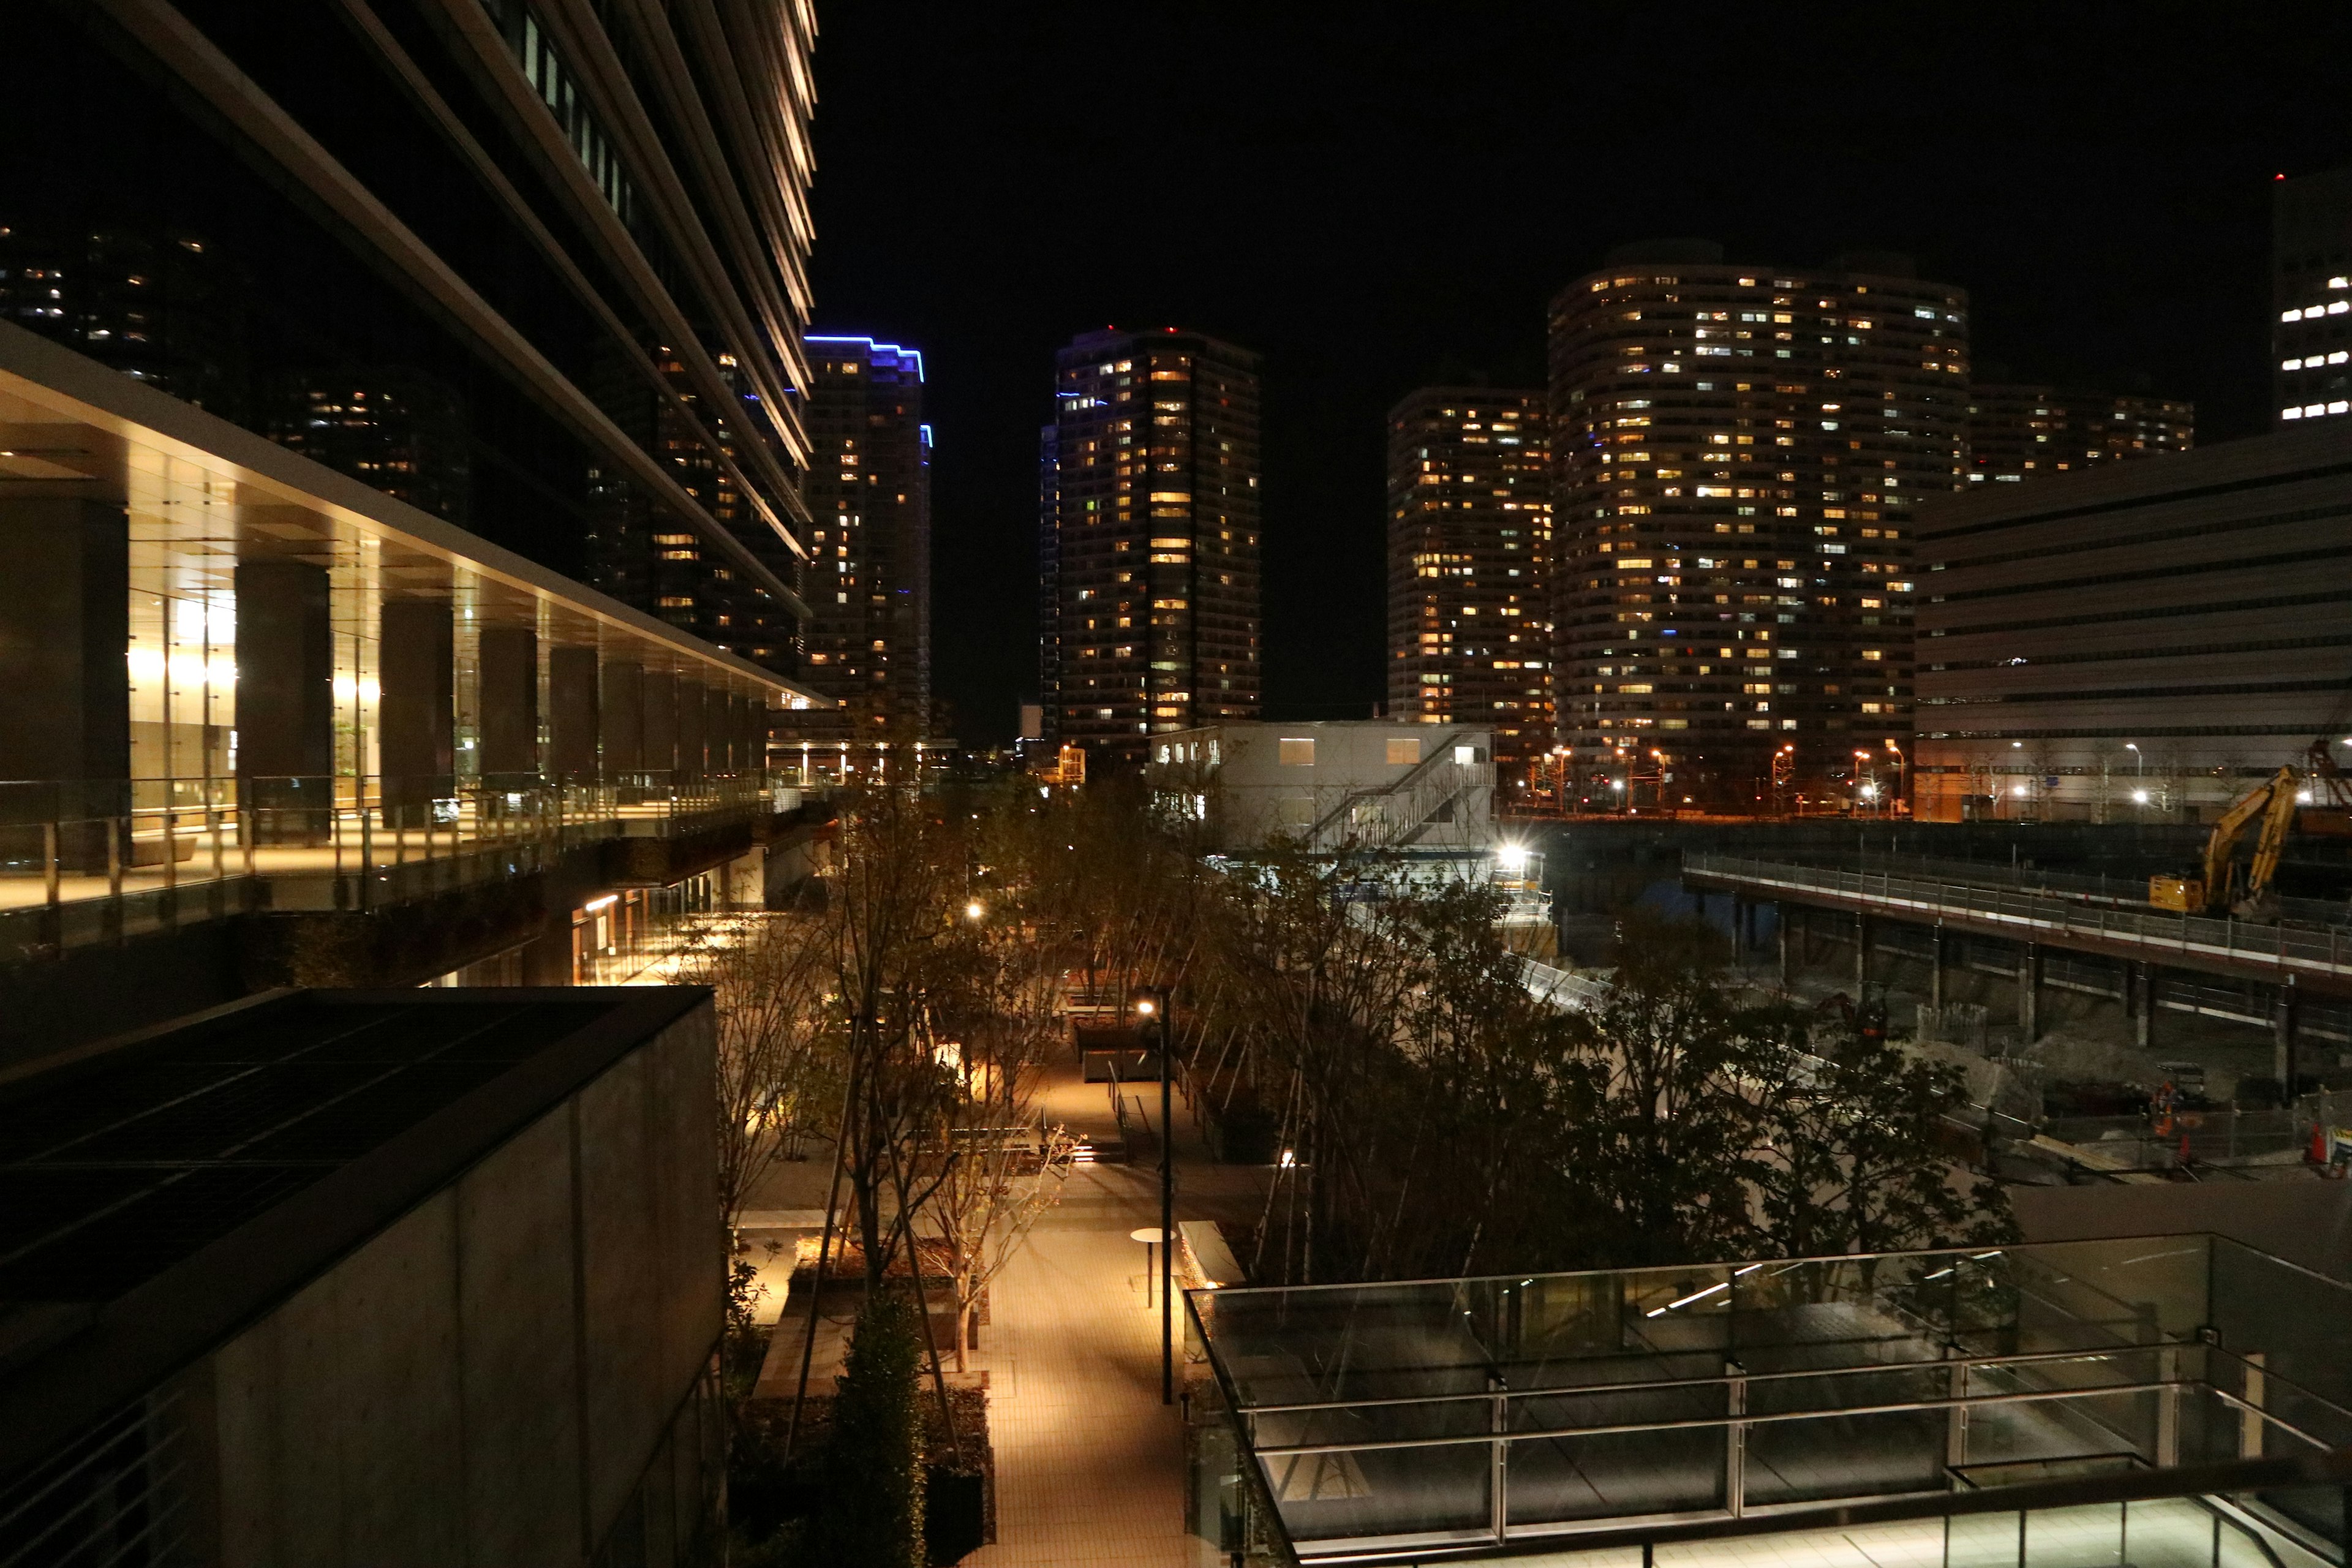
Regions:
[[1686, 853, 2352, 980], [0, 771, 811, 962]]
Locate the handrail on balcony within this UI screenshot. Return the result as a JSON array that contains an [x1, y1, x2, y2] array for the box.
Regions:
[[0, 769, 812, 963]]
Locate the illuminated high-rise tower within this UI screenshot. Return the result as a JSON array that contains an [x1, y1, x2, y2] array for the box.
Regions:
[[1547, 243, 1970, 808], [786, 337, 932, 743], [1385, 388, 1551, 777], [1039, 327, 1261, 764]]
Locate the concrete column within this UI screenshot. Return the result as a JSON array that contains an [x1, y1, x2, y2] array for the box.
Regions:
[[745, 698, 768, 776], [477, 627, 539, 786], [2135, 963, 2155, 1052], [378, 599, 453, 822], [601, 662, 644, 775], [643, 671, 677, 779], [2275, 977, 2301, 1095], [548, 646, 600, 781], [1929, 925, 1945, 1011], [714, 690, 739, 774], [1855, 913, 1872, 993], [2018, 943, 2041, 1041], [1731, 897, 1747, 960], [0, 498, 129, 855], [235, 558, 333, 843], [1777, 908, 1792, 989], [677, 680, 707, 781]]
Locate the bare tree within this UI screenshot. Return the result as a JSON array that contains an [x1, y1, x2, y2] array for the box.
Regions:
[[684, 913, 839, 1231]]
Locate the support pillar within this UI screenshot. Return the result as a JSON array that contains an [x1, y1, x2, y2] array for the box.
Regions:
[[643, 671, 678, 782], [2275, 976, 2301, 1096], [717, 690, 742, 774], [378, 599, 453, 824], [601, 661, 644, 783], [1856, 912, 1872, 993], [235, 558, 333, 844], [2018, 943, 2041, 1042], [548, 646, 600, 783], [1929, 924, 1946, 1012], [1777, 908, 1792, 989], [477, 627, 540, 790], [746, 698, 769, 777], [1730, 897, 1747, 960], [0, 498, 129, 864], [678, 679, 707, 782]]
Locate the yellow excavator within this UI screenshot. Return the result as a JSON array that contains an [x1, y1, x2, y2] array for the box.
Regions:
[[2149, 766, 2301, 916]]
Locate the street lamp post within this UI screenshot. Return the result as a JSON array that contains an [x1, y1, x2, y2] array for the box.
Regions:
[[1136, 986, 1174, 1404]]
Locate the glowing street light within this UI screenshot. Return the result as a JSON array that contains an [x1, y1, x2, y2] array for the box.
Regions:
[[965, 899, 986, 922]]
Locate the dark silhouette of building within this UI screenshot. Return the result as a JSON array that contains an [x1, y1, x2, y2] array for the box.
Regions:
[[265, 367, 472, 525], [0, 221, 249, 420], [1965, 383, 2192, 486], [785, 336, 932, 747], [1040, 327, 1261, 764], [1385, 387, 1552, 778], [1547, 242, 1970, 809]]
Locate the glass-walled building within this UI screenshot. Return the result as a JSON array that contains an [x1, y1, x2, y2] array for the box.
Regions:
[[0, 314, 823, 1058], [1186, 1235, 2352, 1567], [0, 0, 818, 676]]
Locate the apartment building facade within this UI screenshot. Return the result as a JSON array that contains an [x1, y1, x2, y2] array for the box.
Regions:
[[1547, 242, 1970, 807], [1040, 327, 1262, 764], [1385, 387, 1553, 782]]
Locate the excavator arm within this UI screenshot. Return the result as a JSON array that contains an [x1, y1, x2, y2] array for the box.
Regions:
[[2152, 766, 2297, 914], [2244, 768, 2302, 913]]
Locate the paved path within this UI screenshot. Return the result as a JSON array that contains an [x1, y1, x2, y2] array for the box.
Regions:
[[965, 1053, 1264, 1565], [964, 1163, 1188, 1567]]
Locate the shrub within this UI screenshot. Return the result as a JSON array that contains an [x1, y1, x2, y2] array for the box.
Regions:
[[806, 1291, 927, 1567]]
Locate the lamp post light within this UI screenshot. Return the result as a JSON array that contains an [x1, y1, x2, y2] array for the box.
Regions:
[[1883, 739, 1907, 816], [1134, 986, 1174, 1404]]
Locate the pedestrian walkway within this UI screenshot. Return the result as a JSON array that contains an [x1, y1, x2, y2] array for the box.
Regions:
[[963, 1161, 1188, 1566], [963, 1047, 1261, 1566]]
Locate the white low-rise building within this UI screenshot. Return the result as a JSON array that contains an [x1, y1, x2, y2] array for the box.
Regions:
[[1148, 719, 1494, 853]]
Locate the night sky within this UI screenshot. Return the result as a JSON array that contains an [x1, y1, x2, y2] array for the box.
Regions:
[[803, 7, 2352, 745]]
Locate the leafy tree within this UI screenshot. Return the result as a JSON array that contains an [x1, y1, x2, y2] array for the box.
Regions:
[[1751, 1021, 2016, 1257]]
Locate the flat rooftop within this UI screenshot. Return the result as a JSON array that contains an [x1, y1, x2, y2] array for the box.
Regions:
[[0, 987, 705, 1477]]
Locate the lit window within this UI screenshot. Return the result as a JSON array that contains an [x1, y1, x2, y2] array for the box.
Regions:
[[1279, 737, 1316, 766]]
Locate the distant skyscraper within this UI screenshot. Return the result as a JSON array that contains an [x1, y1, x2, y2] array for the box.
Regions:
[[1385, 388, 1551, 775], [1964, 384, 2192, 486], [788, 336, 932, 741], [1547, 243, 1970, 807], [1037, 420, 1061, 744], [2274, 167, 2352, 426], [1040, 327, 1261, 764]]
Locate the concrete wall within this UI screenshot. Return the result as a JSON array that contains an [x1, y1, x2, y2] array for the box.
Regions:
[[205, 1005, 722, 1566]]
